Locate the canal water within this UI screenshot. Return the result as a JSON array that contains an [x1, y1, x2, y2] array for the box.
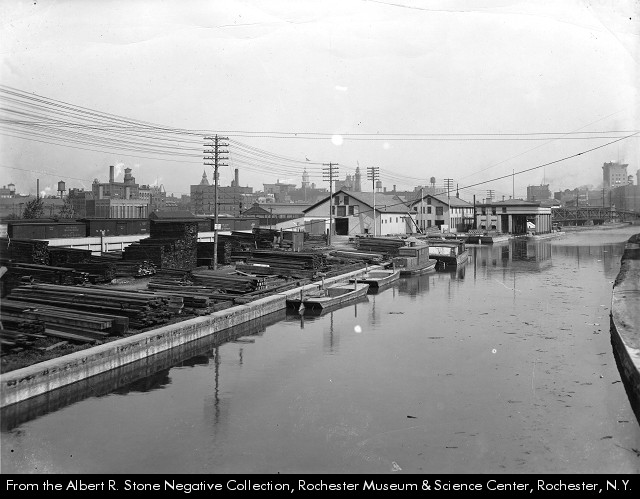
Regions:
[[2, 226, 640, 474]]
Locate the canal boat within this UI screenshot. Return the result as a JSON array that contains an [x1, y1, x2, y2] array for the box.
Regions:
[[392, 241, 437, 277], [286, 281, 370, 311], [348, 268, 400, 289], [427, 239, 469, 267], [397, 259, 437, 276]]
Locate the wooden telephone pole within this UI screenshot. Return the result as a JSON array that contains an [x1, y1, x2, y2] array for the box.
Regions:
[[204, 135, 228, 269], [322, 162, 339, 245]]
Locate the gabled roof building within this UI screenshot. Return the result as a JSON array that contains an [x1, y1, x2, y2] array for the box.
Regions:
[[303, 189, 411, 236]]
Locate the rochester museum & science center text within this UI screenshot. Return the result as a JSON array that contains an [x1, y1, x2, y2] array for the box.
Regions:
[[5, 478, 632, 494]]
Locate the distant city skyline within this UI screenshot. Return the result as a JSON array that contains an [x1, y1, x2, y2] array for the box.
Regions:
[[1, 1, 637, 200]]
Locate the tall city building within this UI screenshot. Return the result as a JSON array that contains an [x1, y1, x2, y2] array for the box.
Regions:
[[603, 161, 628, 189]]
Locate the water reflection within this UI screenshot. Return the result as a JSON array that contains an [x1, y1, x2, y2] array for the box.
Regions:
[[3, 227, 640, 474], [1, 310, 286, 432]]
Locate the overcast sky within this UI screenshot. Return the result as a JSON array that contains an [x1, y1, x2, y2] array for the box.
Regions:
[[1, 0, 638, 200]]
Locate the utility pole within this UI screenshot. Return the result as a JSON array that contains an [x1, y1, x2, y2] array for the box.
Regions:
[[322, 162, 339, 245], [420, 187, 424, 234], [444, 178, 454, 233], [204, 135, 228, 270], [367, 167, 380, 236]]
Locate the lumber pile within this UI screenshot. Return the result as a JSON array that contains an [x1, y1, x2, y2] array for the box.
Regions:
[[87, 252, 156, 278], [3, 263, 89, 287], [4, 283, 183, 332], [48, 247, 92, 266], [197, 234, 247, 266], [123, 221, 198, 270], [329, 250, 384, 263], [303, 234, 329, 250], [231, 249, 327, 278], [191, 269, 267, 293], [0, 238, 50, 265], [252, 228, 281, 248], [2, 299, 118, 343], [0, 317, 48, 354], [355, 236, 406, 256]]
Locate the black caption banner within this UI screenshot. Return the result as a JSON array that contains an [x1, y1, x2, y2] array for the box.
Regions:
[[3, 475, 637, 496]]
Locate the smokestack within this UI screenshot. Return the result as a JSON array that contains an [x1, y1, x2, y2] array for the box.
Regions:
[[235, 168, 239, 187], [110, 165, 115, 183]]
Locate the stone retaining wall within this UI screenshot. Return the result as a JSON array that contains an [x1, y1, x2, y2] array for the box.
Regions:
[[610, 233, 640, 425], [0, 267, 371, 408]]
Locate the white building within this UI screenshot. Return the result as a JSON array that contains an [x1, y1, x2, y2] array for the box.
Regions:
[[303, 189, 411, 236], [408, 193, 475, 233]]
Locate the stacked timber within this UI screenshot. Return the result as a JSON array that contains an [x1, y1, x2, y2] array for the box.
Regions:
[[48, 247, 92, 267], [233, 249, 327, 278], [303, 234, 329, 250], [329, 250, 384, 263], [1, 299, 118, 343], [3, 263, 89, 286], [197, 234, 243, 266], [0, 317, 47, 354], [4, 283, 181, 331], [191, 269, 266, 293], [253, 228, 280, 248], [146, 268, 275, 309], [123, 221, 197, 270], [355, 236, 405, 257], [0, 238, 49, 265], [87, 252, 156, 278]]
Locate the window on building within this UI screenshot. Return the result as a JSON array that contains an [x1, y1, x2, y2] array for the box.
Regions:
[[491, 207, 497, 215], [427, 207, 432, 214], [427, 220, 432, 227], [331, 206, 336, 215], [481, 208, 486, 215], [436, 207, 443, 216], [337, 206, 346, 217], [344, 196, 349, 205], [427, 198, 431, 205], [502, 207, 507, 213]]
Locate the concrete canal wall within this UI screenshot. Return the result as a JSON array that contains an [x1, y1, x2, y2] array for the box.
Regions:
[[0, 268, 371, 408], [610, 233, 640, 425]]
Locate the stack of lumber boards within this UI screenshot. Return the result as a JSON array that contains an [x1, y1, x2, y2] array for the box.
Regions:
[[355, 236, 406, 256], [191, 269, 267, 293], [0, 238, 50, 265], [48, 248, 121, 283], [303, 234, 329, 250], [3, 283, 182, 332], [252, 228, 280, 248], [48, 247, 92, 266], [1, 299, 120, 343], [329, 250, 384, 263], [123, 222, 197, 270], [197, 236, 238, 266], [146, 268, 277, 309], [3, 262, 90, 286], [232, 249, 327, 278], [88, 252, 156, 278], [0, 317, 48, 353]]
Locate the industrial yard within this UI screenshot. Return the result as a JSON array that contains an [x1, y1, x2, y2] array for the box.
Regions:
[[0, 223, 412, 374]]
